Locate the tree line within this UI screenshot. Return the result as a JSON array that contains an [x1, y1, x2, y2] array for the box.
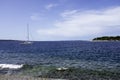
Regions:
[[93, 36, 120, 41]]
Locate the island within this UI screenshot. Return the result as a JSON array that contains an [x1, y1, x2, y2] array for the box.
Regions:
[[93, 36, 120, 41]]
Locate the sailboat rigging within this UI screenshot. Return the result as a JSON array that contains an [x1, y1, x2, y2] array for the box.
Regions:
[[21, 24, 32, 44]]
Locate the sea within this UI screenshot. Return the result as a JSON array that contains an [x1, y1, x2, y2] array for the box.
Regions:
[[0, 40, 120, 71]]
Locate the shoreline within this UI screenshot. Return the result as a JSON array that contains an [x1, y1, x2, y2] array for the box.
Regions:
[[0, 75, 67, 80], [92, 40, 120, 42], [0, 65, 120, 80]]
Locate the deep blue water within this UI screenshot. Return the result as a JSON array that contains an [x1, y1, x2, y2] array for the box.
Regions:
[[0, 40, 120, 70]]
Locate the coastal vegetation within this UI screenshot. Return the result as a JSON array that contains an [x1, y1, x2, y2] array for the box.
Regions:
[[93, 36, 120, 41]]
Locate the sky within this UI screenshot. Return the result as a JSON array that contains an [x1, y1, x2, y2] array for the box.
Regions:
[[0, 0, 120, 41]]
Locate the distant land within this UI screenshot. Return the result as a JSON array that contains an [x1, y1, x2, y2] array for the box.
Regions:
[[93, 36, 120, 41]]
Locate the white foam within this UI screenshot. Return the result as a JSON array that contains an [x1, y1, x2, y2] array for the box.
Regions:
[[57, 67, 68, 71], [0, 64, 23, 69]]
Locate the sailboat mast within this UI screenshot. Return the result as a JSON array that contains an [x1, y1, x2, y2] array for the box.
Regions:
[[21, 24, 32, 44], [27, 24, 29, 41]]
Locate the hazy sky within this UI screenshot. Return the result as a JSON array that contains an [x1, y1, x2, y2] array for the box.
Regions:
[[0, 0, 120, 41]]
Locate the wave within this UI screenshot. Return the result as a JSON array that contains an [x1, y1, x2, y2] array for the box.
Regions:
[[0, 64, 23, 69]]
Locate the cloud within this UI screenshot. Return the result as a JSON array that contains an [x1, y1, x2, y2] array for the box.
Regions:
[[45, 3, 57, 10], [37, 6, 120, 40]]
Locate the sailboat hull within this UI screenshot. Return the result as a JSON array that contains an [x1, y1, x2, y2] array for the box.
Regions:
[[21, 41, 33, 44]]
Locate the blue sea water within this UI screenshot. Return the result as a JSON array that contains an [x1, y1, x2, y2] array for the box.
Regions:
[[0, 40, 120, 70]]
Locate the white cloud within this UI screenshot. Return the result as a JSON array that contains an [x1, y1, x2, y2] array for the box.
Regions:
[[37, 7, 120, 40], [45, 3, 57, 10], [61, 10, 78, 17]]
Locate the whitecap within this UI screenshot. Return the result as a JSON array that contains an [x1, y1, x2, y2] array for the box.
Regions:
[[0, 64, 23, 69]]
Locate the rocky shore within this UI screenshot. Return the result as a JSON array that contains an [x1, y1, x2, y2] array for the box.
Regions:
[[1, 65, 120, 80]]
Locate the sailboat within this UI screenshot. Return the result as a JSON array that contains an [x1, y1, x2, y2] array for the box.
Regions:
[[21, 24, 33, 44]]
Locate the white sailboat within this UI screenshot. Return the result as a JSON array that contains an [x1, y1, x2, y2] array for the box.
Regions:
[[21, 24, 33, 44]]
